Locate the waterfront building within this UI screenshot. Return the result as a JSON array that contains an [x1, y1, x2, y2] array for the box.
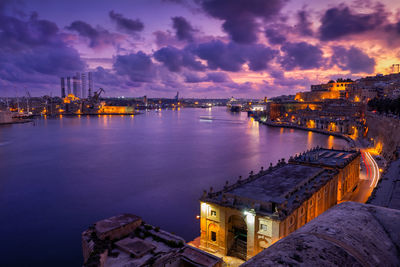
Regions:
[[82, 214, 222, 267], [289, 148, 360, 201], [199, 161, 340, 260], [60, 77, 66, 98], [296, 81, 355, 102]]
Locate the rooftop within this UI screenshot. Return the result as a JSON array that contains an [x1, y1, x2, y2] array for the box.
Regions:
[[227, 164, 324, 203], [94, 213, 141, 236], [289, 147, 360, 168], [201, 162, 337, 219], [83, 214, 222, 267]]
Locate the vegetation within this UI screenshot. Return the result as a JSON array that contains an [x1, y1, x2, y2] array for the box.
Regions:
[[368, 97, 400, 115]]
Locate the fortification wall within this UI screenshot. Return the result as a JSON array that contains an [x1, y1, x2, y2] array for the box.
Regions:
[[366, 112, 400, 160], [241, 202, 400, 267]]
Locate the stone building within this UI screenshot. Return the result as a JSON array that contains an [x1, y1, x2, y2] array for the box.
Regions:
[[82, 214, 222, 267], [289, 147, 360, 201], [199, 148, 360, 261], [199, 162, 339, 261]]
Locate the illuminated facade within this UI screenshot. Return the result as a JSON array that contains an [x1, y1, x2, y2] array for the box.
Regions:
[[199, 148, 360, 261], [199, 162, 340, 260], [289, 148, 360, 201], [99, 106, 135, 114]]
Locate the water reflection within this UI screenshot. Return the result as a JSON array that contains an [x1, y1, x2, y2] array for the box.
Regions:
[[0, 108, 348, 266]]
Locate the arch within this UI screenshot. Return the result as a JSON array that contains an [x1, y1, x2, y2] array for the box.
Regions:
[[208, 223, 218, 243], [227, 215, 247, 260]]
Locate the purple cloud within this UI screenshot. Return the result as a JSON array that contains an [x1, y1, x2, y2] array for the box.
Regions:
[[200, 0, 288, 44], [172, 16, 196, 42], [109, 10, 144, 34], [331, 46, 375, 73], [280, 42, 325, 70], [67, 20, 119, 48], [0, 9, 84, 87], [154, 46, 206, 72], [318, 5, 386, 41], [295, 10, 313, 36], [265, 27, 286, 45], [194, 40, 277, 71], [113, 51, 156, 83], [184, 71, 231, 83]]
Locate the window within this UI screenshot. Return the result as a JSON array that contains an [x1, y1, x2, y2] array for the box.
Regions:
[[260, 224, 268, 231], [211, 231, 217, 242], [210, 210, 217, 216], [289, 216, 295, 226]]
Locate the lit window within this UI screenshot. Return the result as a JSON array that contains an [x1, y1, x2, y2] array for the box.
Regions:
[[211, 210, 217, 216], [260, 224, 268, 231], [211, 231, 217, 242]]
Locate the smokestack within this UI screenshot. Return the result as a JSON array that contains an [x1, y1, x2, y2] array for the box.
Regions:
[[60, 77, 66, 98], [66, 77, 71, 95], [88, 72, 93, 98]]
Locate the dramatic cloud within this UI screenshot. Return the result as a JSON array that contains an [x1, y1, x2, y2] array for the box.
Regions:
[[154, 46, 206, 72], [295, 10, 313, 36], [331, 46, 375, 73], [0, 10, 84, 86], [200, 0, 288, 43], [280, 42, 325, 70], [184, 71, 231, 83], [67, 20, 119, 48], [109, 10, 144, 34], [318, 5, 386, 41], [113, 51, 156, 82], [172, 16, 196, 42], [265, 28, 286, 45], [194, 40, 277, 71]]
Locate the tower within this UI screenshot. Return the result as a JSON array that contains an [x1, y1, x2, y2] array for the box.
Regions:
[[81, 73, 86, 99], [67, 77, 71, 95], [73, 76, 78, 96], [60, 77, 66, 98], [88, 72, 93, 98], [76, 72, 81, 97]]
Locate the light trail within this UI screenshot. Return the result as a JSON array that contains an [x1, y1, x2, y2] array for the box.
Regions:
[[364, 151, 380, 189]]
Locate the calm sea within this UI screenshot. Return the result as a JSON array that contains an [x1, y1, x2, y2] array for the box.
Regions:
[[0, 107, 347, 266]]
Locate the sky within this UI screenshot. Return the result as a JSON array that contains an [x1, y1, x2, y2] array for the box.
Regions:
[[1, 0, 400, 98]]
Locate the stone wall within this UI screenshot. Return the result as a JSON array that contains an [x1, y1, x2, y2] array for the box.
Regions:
[[241, 202, 400, 266], [366, 112, 400, 160]]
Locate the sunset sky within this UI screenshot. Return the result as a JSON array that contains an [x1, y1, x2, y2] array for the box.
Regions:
[[1, 0, 400, 98]]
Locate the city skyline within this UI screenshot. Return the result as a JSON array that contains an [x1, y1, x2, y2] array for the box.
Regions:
[[1, 0, 400, 98]]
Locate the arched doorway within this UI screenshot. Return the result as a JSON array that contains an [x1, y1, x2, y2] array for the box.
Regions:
[[227, 215, 247, 260]]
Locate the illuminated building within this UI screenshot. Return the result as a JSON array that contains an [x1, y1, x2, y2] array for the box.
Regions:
[[199, 160, 340, 260], [199, 148, 360, 261], [99, 106, 135, 114], [289, 148, 360, 201], [295, 81, 355, 102]]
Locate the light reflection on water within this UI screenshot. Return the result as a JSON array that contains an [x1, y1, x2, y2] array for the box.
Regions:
[[0, 107, 348, 266]]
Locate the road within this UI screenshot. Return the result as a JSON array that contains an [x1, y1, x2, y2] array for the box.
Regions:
[[341, 150, 380, 203]]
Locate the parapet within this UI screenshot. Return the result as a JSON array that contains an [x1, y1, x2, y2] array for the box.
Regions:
[[241, 202, 400, 266], [82, 214, 223, 267]]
